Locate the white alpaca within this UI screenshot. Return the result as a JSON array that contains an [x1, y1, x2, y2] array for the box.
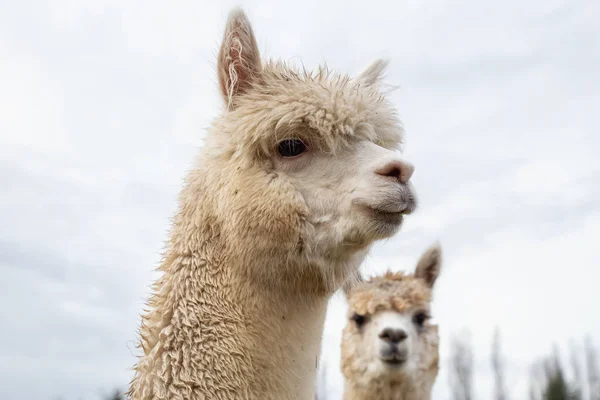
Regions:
[[128, 7, 416, 400], [341, 244, 443, 400]]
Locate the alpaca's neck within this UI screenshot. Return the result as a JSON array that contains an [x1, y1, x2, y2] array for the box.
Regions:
[[129, 238, 333, 400], [343, 376, 434, 400]]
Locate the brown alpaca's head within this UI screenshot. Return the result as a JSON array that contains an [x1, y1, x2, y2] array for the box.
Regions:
[[341, 243, 442, 388], [188, 8, 416, 292]]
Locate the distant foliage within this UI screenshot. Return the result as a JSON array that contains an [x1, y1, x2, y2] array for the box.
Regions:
[[445, 330, 598, 400], [529, 346, 582, 400], [104, 388, 124, 400], [492, 327, 508, 400], [542, 356, 580, 400], [449, 332, 474, 400]]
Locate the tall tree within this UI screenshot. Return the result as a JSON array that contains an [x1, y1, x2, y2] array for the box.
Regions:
[[569, 340, 583, 398], [530, 359, 547, 400], [449, 331, 474, 400], [542, 347, 580, 400], [585, 337, 600, 400], [492, 327, 508, 400]]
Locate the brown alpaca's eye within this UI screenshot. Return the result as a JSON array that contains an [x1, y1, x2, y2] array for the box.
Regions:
[[351, 313, 368, 328], [277, 139, 306, 157], [413, 312, 429, 328]]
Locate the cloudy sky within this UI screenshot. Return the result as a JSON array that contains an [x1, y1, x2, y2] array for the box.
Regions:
[[1, 0, 599, 399]]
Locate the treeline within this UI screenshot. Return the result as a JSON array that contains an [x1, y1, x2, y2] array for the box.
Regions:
[[448, 329, 599, 400]]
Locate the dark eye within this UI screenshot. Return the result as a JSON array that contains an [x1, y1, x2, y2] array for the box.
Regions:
[[413, 312, 429, 328], [277, 139, 306, 157], [351, 313, 368, 328]]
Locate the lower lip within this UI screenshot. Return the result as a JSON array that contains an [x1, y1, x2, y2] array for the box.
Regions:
[[362, 207, 404, 225], [382, 358, 406, 367]]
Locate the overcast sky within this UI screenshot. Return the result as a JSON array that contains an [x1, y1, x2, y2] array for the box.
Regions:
[[1, 0, 599, 399]]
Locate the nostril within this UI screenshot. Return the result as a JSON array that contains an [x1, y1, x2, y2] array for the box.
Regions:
[[375, 160, 414, 184], [379, 328, 408, 344], [382, 166, 402, 179]]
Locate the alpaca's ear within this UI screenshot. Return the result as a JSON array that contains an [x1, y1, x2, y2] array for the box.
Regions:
[[342, 269, 364, 300], [354, 59, 389, 88], [415, 242, 442, 288], [218, 8, 261, 109]]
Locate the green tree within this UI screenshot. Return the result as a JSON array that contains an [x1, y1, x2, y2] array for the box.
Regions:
[[542, 348, 580, 400]]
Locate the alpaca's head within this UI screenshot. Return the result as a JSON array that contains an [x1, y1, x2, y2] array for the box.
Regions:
[[341, 243, 442, 388], [191, 8, 416, 292]]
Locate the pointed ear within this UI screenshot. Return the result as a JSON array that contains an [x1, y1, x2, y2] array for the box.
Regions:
[[342, 269, 364, 300], [218, 8, 261, 110], [354, 59, 389, 88], [414, 242, 442, 288]]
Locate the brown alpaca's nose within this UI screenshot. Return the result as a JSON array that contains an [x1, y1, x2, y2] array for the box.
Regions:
[[375, 160, 414, 184], [379, 328, 408, 344]]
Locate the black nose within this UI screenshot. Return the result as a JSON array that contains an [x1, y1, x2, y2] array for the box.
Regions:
[[379, 328, 408, 344]]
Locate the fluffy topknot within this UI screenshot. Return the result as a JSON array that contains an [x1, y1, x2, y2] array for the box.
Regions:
[[346, 271, 432, 316]]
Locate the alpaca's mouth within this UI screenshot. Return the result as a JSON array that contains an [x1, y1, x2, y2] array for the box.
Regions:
[[371, 209, 404, 224], [356, 205, 406, 226], [380, 345, 409, 367], [353, 192, 417, 223], [380, 353, 408, 367], [383, 358, 406, 367]]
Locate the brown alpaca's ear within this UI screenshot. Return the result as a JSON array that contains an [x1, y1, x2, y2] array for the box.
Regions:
[[342, 269, 364, 300], [354, 59, 389, 88], [414, 242, 442, 288], [218, 8, 261, 110]]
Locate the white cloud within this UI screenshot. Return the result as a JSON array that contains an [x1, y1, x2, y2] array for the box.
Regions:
[[0, 55, 69, 153]]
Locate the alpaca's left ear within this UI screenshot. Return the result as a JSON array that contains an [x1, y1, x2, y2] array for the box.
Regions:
[[217, 8, 262, 110], [342, 269, 364, 300], [354, 59, 389, 88], [415, 242, 442, 288]]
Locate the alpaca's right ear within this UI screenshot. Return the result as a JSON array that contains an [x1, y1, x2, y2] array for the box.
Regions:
[[342, 269, 364, 299], [218, 8, 261, 110], [415, 242, 442, 288], [354, 59, 389, 88]]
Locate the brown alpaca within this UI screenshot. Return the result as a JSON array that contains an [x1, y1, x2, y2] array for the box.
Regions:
[[128, 7, 416, 400], [341, 243, 442, 400]]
